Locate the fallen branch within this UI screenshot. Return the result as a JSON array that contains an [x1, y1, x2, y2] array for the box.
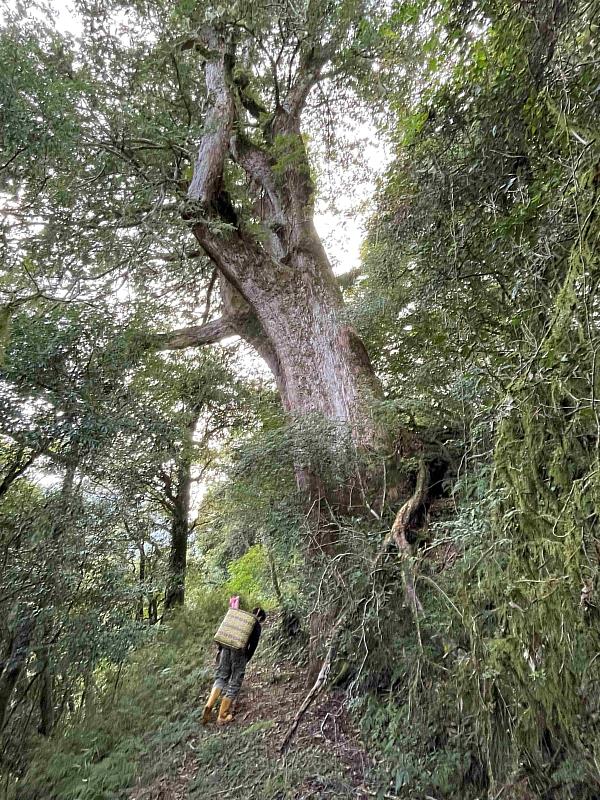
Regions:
[[279, 610, 347, 754]]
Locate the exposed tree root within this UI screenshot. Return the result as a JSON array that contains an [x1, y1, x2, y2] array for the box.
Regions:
[[388, 457, 429, 615], [282, 456, 433, 751]]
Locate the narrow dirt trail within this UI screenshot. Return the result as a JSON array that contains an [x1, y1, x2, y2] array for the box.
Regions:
[[237, 657, 372, 784], [130, 651, 375, 800]]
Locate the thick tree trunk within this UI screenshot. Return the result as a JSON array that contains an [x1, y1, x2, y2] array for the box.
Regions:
[[236, 250, 381, 438], [163, 29, 384, 463], [187, 220, 382, 455], [156, 24, 431, 679]]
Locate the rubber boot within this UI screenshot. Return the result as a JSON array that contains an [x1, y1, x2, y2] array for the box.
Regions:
[[202, 686, 222, 725], [217, 696, 233, 725]]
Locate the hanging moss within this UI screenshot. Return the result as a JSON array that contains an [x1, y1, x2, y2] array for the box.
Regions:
[[461, 155, 600, 791]]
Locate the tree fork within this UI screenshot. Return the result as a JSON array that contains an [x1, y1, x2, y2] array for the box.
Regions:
[[174, 24, 385, 453]]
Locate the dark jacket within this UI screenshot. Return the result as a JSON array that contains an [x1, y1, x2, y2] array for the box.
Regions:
[[245, 620, 261, 661]]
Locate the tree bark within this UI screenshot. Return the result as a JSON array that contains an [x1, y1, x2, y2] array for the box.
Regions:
[[0, 613, 34, 730], [136, 541, 145, 622], [164, 29, 384, 470], [164, 408, 200, 611], [167, 35, 394, 684], [163, 482, 191, 610], [158, 25, 429, 679]]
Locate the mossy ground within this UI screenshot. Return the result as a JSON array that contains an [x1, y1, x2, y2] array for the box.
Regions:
[[14, 597, 375, 800], [128, 651, 374, 799]]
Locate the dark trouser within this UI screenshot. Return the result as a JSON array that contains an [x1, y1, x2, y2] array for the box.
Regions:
[[213, 646, 248, 699]]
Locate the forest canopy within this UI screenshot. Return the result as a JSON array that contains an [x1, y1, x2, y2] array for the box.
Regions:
[[0, 0, 598, 797]]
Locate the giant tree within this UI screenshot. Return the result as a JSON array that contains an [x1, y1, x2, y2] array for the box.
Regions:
[[3, 1, 391, 468], [159, 1, 386, 452], [1, 2, 434, 674]]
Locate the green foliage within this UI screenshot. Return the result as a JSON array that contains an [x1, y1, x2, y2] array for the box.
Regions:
[[345, 0, 600, 796], [197, 414, 332, 602], [272, 133, 312, 182], [17, 589, 354, 800], [224, 544, 271, 600], [17, 592, 225, 800], [1, 0, 598, 797]]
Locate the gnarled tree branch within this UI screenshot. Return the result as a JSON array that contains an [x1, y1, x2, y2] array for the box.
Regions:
[[151, 316, 240, 350], [187, 32, 236, 206], [388, 457, 429, 615]]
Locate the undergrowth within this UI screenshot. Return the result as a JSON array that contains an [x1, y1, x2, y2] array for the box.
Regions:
[[13, 589, 236, 800], [10, 588, 355, 800]]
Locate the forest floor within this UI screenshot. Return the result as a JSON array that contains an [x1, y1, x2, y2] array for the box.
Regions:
[[17, 602, 387, 800], [128, 637, 377, 800]]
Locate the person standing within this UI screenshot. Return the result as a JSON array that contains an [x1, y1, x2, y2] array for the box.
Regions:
[[202, 606, 266, 725]]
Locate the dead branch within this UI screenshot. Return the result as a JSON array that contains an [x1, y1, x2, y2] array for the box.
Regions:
[[279, 610, 347, 754]]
